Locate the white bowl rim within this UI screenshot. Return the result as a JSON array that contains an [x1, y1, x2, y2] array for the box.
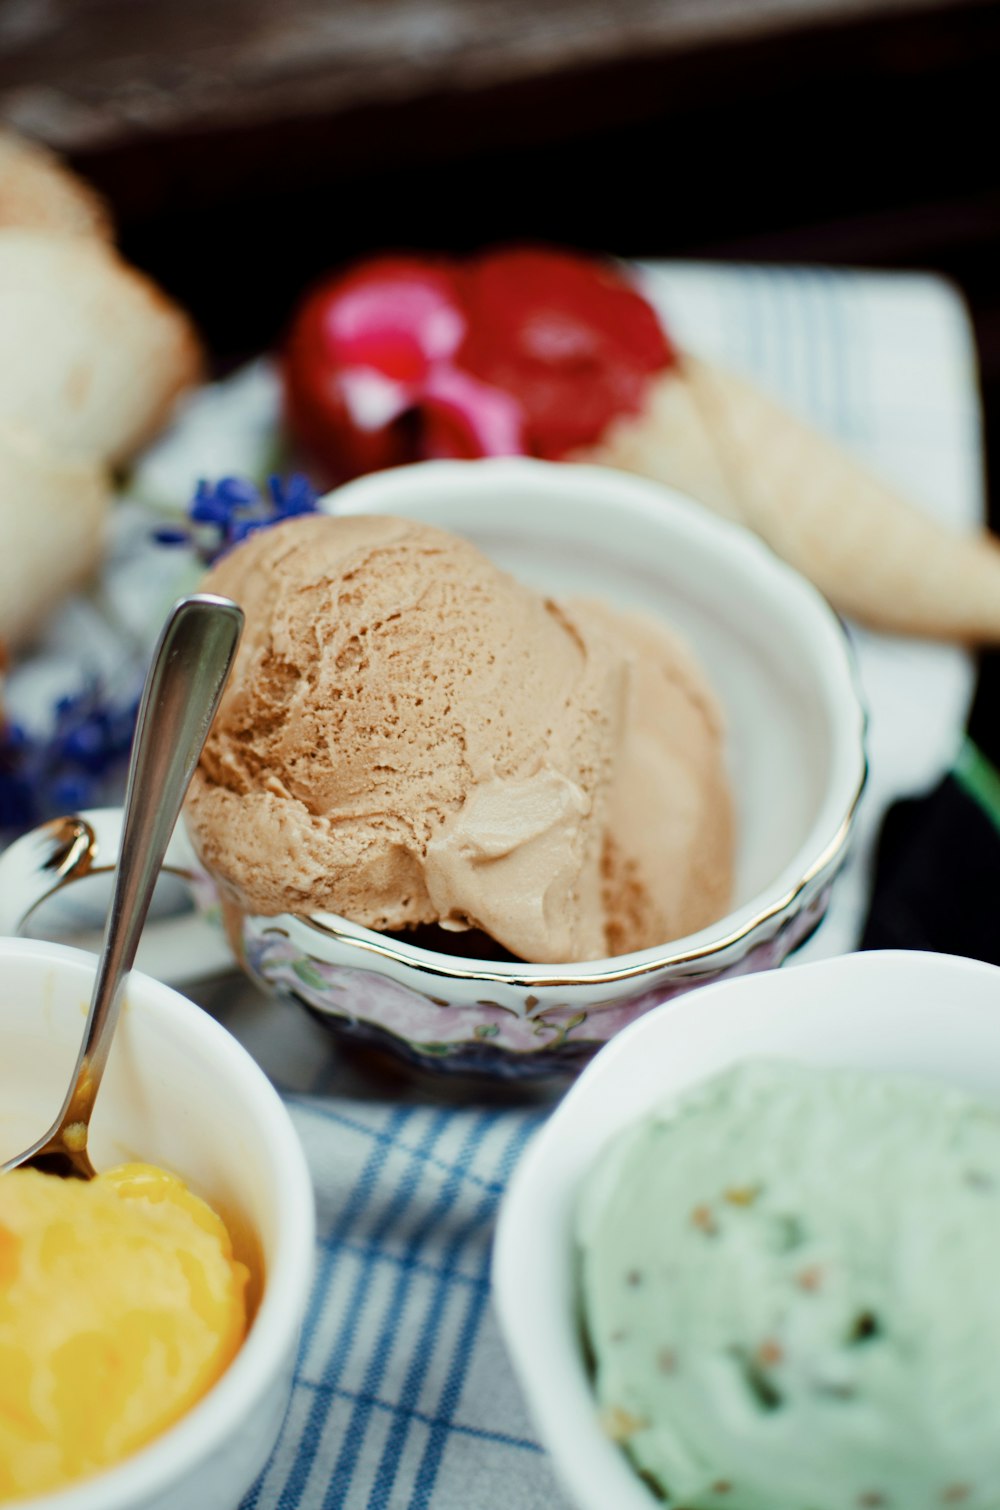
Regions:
[[292, 456, 868, 984], [0, 937, 315, 1510], [492, 948, 1000, 1510]]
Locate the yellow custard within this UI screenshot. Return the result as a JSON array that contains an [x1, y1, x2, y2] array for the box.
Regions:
[[0, 1163, 249, 1501]]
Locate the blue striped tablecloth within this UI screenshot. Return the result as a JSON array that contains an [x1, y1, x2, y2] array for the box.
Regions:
[[197, 976, 561, 1510], [39, 261, 992, 1508]]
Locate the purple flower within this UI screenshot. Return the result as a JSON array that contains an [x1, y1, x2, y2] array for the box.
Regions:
[[1, 473, 322, 837], [0, 685, 140, 835], [268, 473, 318, 517], [156, 473, 320, 564]]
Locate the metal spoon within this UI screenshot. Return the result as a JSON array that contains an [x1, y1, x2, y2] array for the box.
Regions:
[[1, 593, 244, 1179]]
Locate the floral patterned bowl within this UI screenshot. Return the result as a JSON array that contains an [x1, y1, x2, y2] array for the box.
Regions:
[[0, 460, 866, 1079]]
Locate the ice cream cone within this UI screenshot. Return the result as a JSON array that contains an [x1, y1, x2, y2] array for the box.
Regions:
[[282, 244, 1000, 643], [576, 353, 1000, 643], [573, 357, 741, 525]]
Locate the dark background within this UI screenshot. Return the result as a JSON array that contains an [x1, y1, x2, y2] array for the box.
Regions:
[[4, 0, 1000, 747]]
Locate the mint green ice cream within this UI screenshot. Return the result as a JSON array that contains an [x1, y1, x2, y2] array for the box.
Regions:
[[577, 1060, 1000, 1509]]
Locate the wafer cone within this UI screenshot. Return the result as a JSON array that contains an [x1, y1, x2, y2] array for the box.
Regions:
[[0, 423, 110, 646], [576, 357, 742, 525], [576, 353, 1000, 643]]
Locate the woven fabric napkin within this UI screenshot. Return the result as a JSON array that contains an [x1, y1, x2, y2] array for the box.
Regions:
[[177, 262, 989, 1509]]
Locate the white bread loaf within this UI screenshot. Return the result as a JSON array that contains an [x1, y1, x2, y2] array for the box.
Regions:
[[0, 134, 205, 651], [0, 228, 202, 466], [0, 422, 110, 645], [0, 129, 111, 239]]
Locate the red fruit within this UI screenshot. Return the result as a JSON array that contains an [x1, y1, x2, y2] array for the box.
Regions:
[[282, 244, 673, 477], [455, 246, 674, 457], [420, 367, 525, 459], [283, 257, 467, 480]]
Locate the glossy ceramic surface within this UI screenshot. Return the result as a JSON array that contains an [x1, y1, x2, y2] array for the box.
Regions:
[[0, 937, 315, 1510], [493, 950, 1000, 1510], [234, 457, 866, 1074]]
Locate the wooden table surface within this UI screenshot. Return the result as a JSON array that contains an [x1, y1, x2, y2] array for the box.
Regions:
[[2, 1, 996, 353], [0, 0, 979, 150]]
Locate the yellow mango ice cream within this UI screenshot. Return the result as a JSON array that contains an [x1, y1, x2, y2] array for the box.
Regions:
[[0, 1163, 249, 1502]]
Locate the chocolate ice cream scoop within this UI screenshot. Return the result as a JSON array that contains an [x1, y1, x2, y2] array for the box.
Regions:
[[184, 512, 733, 963], [185, 513, 627, 961]]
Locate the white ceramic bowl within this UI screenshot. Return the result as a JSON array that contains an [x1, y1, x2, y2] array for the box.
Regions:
[[0, 936, 314, 1510], [493, 949, 1000, 1510], [0, 458, 867, 1078]]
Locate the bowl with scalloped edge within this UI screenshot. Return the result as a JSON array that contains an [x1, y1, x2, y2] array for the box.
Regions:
[[0, 458, 866, 1079]]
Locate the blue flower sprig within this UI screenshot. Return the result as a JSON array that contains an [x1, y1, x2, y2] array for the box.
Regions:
[[0, 474, 321, 837], [154, 473, 319, 564], [0, 684, 140, 834]]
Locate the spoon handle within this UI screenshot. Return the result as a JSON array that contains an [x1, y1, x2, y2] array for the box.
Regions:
[[4, 595, 244, 1176], [82, 594, 244, 1095]]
